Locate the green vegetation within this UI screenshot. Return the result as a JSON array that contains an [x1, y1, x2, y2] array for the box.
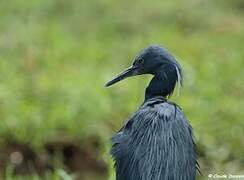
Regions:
[[0, 0, 243, 179]]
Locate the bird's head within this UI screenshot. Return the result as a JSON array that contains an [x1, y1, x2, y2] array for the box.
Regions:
[[105, 45, 183, 89]]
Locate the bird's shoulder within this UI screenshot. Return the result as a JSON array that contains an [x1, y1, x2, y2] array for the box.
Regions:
[[118, 96, 185, 132], [137, 96, 183, 119]]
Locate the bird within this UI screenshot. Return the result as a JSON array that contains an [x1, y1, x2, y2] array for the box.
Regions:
[[105, 45, 198, 180]]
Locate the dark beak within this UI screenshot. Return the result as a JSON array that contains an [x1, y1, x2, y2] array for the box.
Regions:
[[105, 66, 138, 87]]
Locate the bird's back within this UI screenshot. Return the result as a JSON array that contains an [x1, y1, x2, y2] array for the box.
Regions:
[[111, 97, 197, 180]]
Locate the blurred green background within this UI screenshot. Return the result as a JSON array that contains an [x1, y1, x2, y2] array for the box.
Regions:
[[0, 0, 244, 179]]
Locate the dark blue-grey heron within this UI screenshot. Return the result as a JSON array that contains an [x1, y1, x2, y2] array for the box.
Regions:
[[105, 45, 199, 180]]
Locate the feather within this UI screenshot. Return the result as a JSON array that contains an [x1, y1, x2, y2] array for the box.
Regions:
[[111, 97, 197, 180]]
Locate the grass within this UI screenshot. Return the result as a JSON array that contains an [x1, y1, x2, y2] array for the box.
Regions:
[[5, 165, 73, 180], [0, 0, 244, 179]]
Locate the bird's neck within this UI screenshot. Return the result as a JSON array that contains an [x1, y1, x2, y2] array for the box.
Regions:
[[145, 65, 177, 101]]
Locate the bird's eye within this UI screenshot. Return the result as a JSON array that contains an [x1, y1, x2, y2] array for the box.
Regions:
[[137, 58, 144, 64]]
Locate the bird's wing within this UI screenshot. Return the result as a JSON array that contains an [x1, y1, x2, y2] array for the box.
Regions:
[[111, 97, 197, 180]]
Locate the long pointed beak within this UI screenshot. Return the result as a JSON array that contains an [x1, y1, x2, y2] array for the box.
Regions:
[[105, 66, 138, 87]]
